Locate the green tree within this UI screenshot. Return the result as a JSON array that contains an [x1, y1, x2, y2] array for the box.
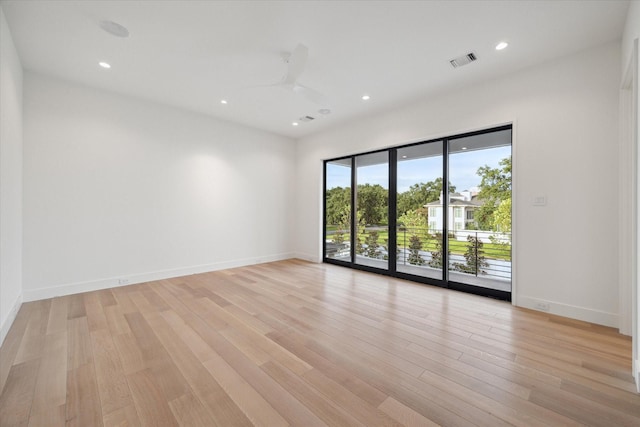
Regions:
[[364, 231, 381, 258], [398, 209, 427, 235], [452, 235, 489, 275], [397, 178, 457, 215], [331, 205, 351, 245], [428, 233, 450, 269], [408, 235, 426, 265], [357, 184, 388, 225], [325, 187, 350, 225], [475, 156, 511, 230], [398, 210, 428, 265], [493, 198, 512, 232]]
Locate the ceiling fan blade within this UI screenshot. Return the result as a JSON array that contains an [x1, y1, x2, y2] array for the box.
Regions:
[[293, 84, 327, 106], [282, 43, 308, 85]]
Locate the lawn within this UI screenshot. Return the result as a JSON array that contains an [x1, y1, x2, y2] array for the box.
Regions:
[[327, 227, 511, 261]]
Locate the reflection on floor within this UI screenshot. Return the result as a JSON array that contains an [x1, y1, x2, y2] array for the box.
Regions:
[[327, 255, 511, 292]]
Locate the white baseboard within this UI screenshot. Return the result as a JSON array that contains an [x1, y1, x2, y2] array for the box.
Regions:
[[0, 293, 23, 346], [294, 252, 322, 263], [22, 252, 295, 302], [516, 295, 618, 328]]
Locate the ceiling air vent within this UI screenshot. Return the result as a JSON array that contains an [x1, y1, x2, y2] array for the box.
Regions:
[[449, 52, 477, 68], [299, 115, 315, 123]]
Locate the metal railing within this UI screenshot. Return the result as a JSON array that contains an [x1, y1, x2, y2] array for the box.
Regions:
[[325, 225, 511, 281], [397, 227, 511, 280]]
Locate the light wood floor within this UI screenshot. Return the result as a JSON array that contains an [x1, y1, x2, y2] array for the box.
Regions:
[[1, 260, 638, 426]]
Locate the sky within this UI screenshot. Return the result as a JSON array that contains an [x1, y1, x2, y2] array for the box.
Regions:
[[326, 145, 511, 193]]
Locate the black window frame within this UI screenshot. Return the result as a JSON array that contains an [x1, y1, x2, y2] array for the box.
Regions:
[[322, 124, 513, 301]]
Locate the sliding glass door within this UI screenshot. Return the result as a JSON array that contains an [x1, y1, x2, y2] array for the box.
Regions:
[[323, 125, 512, 300], [355, 152, 389, 270], [396, 142, 444, 280], [324, 159, 351, 262], [447, 129, 512, 294]]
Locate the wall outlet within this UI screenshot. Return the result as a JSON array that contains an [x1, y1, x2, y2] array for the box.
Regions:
[[117, 278, 130, 285], [535, 302, 550, 312]]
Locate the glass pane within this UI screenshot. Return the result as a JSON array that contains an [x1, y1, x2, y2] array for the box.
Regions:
[[325, 159, 351, 261], [355, 152, 389, 270], [447, 129, 512, 292], [396, 142, 444, 280]]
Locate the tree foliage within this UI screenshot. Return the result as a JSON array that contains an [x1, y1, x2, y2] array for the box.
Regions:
[[325, 187, 351, 225], [428, 233, 449, 269], [407, 235, 426, 265], [364, 231, 382, 258], [475, 156, 511, 230], [452, 235, 489, 274], [397, 178, 456, 215], [398, 209, 427, 235], [356, 184, 388, 225], [493, 198, 512, 233]]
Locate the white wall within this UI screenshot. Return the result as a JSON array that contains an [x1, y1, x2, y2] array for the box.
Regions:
[[23, 73, 296, 300], [621, 0, 640, 391], [622, 1, 639, 75], [295, 42, 621, 327], [0, 8, 23, 345]]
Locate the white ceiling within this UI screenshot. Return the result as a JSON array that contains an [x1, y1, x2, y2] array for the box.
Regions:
[[1, 0, 630, 139]]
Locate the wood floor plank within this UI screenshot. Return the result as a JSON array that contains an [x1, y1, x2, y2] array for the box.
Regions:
[[201, 349, 289, 427], [142, 310, 253, 427], [1, 260, 638, 427], [110, 288, 139, 314], [528, 386, 640, 426], [159, 310, 216, 363], [261, 359, 365, 427], [184, 315, 326, 427], [90, 328, 134, 416], [0, 303, 32, 394], [14, 300, 50, 365], [126, 369, 179, 427], [168, 392, 215, 427], [28, 404, 65, 427], [66, 294, 86, 320], [30, 331, 67, 414], [46, 297, 68, 336], [300, 367, 401, 427], [112, 333, 145, 376], [305, 335, 511, 427], [266, 330, 389, 407], [0, 358, 40, 427], [378, 396, 440, 427], [65, 363, 103, 427], [104, 306, 132, 336], [67, 316, 93, 370], [102, 404, 140, 427], [97, 289, 118, 308], [85, 292, 109, 332], [124, 311, 190, 401]]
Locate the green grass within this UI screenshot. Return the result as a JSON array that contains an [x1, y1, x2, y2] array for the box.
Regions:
[[327, 227, 511, 261]]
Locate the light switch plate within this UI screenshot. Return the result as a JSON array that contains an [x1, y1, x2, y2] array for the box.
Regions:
[[533, 195, 547, 206]]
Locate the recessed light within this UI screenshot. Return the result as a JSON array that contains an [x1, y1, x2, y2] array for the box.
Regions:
[[361, 95, 371, 101], [220, 99, 228, 104], [292, 122, 299, 126], [402, 155, 407, 159], [495, 41, 509, 51], [98, 62, 111, 69], [318, 108, 331, 115], [461, 147, 467, 150]]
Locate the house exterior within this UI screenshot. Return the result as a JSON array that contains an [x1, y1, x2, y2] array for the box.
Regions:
[[426, 191, 482, 232]]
